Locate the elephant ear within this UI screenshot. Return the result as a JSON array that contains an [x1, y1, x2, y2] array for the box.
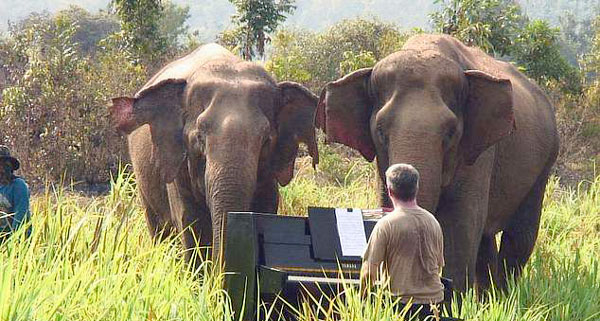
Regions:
[[110, 78, 188, 183], [462, 70, 516, 165], [273, 82, 319, 186], [316, 68, 376, 161]]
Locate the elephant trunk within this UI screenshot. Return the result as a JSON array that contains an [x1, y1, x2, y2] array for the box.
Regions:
[[387, 132, 443, 212], [205, 157, 258, 263]]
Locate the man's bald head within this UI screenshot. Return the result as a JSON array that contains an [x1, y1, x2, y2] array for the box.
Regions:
[[386, 164, 419, 202]]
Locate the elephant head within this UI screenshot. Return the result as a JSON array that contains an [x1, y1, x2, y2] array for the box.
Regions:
[[316, 51, 515, 211], [110, 65, 319, 259]]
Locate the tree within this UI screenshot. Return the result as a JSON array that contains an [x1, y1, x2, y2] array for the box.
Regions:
[[266, 18, 409, 91], [431, 0, 580, 92], [55, 6, 120, 56], [111, 0, 167, 65], [0, 8, 145, 184], [559, 11, 595, 65], [339, 51, 377, 75], [584, 16, 600, 96], [430, 0, 525, 56], [160, 2, 191, 54], [513, 19, 581, 91], [265, 29, 311, 82], [227, 0, 296, 60]]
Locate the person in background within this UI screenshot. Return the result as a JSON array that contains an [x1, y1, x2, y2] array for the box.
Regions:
[[0, 145, 31, 242], [360, 163, 445, 320]]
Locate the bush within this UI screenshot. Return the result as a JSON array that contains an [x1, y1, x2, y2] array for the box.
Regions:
[[553, 16, 600, 184], [0, 10, 146, 186], [513, 19, 582, 93], [267, 18, 408, 91], [431, 0, 581, 94]]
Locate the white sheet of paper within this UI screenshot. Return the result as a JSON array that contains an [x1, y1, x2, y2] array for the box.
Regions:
[[335, 208, 367, 257]]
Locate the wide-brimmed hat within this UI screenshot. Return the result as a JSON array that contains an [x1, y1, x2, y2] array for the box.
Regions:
[[0, 145, 20, 170]]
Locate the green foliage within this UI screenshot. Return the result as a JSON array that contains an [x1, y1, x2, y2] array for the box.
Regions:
[[2, 159, 599, 320], [264, 29, 311, 82], [431, 0, 525, 56], [216, 27, 244, 56], [110, 0, 167, 65], [0, 3, 197, 185], [267, 18, 408, 91], [513, 19, 582, 92], [55, 6, 120, 56], [159, 1, 191, 53], [559, 11, 596, 65], [431, 0, 581, 93], [227, 0, 296, 60], [0, 9, 146, 185], [339, 51, 377, 75], [553, 16, 600, 180], [584, 17, 600, 81], [283, 161, 600, 321], [0, 168, 233, 320], [580, 17, 600, 153]]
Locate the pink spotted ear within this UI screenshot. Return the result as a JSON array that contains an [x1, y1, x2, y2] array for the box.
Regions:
[[110, 97, 137, 134], [316, 68, 375, 161]]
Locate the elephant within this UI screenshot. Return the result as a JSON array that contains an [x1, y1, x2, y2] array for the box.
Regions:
[[110, 43, 319, 264], [316, 34, 559, 291]]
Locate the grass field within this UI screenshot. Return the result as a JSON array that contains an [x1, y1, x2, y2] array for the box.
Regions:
[[0, 146, 598, 321]]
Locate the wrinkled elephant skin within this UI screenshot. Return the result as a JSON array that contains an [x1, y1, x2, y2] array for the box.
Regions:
[[316, 34, 559, 291], [110, 44, 319, 264]]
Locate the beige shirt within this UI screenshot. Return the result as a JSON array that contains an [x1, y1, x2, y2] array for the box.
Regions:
[[362, 206, 444, 304]]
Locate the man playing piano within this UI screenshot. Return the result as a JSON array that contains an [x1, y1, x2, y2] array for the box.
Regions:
[[361, 163, 445, 320]]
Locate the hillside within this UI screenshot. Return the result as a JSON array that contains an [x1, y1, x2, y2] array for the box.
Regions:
[[2, 0, 598, 41]]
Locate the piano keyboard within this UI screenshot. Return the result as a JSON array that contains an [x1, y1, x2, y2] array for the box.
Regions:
[[287, 275, 361, 285]]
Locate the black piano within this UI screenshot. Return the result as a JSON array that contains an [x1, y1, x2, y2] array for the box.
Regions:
[[222, 207, 453, 320]]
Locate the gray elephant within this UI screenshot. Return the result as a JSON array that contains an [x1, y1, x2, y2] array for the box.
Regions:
[[110, 44, 319, 263], [316, 34, 558, 291]]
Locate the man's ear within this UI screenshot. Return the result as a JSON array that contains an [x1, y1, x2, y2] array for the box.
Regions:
[[316, 68, 376, 161], [461, 70, 515, 165], [272, 82, 319, 186]]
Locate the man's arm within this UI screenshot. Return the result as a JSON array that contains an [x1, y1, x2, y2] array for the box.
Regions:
[[360, 224, 386, 296], [10, 179, 30, 231], [360, 261, 380, 291]]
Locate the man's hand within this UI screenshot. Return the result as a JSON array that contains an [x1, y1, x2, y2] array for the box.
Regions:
[[360, 261, 380, 297]]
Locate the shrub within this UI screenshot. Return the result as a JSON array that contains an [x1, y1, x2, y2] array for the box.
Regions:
[[0, 11, 146, 186], [267, 18, 408, 91]]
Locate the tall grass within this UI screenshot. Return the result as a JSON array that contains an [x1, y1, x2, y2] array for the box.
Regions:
[[0, 168, 231, 321], [0, 154, 598, 321]]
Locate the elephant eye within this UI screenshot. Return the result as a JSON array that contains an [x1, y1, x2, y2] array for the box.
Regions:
[[262, 135, 272, 148], [443, 126, 456, 149], [447, 127, 456, 139], [191, 131, 206, 155], [376, 124, 387, 145]]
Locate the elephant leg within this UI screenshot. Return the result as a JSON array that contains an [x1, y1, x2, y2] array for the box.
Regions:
[[181, 205, 212, 265], [497, 168, 549, 289], [140, 194, 173, 242], [167, 178, 213, 266], [437, 150, 495, 292], [436, 209, 482, 292], [378, 177, 392, 208], [475, 234, 498, 292]]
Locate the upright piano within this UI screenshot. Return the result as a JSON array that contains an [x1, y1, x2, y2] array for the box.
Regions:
[[222, 207, 453, 320]]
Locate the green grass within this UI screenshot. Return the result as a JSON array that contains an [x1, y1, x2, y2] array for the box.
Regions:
[[0, 151, 598, 321]]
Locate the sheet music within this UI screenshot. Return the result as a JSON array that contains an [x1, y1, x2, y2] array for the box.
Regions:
[[335, 208, 367, 257]]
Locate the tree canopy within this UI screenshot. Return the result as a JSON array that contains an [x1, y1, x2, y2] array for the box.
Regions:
[[226, 0, 296, 60]]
